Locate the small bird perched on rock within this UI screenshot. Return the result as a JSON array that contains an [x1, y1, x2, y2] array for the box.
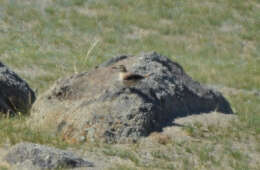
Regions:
[[112, 65, 151, 87]]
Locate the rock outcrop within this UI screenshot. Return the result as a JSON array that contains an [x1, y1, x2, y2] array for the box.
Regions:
[[30, 52, 232, 143], [0, 62, 36, 115], [4, 142, 93, 169]]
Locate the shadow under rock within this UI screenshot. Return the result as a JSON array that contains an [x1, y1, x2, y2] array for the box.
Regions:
[[130, 86, 232, 133]]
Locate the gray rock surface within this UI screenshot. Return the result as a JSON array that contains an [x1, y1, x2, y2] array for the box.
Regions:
[[0, 62, 36, 115], [4, 142, 94, 169], [30, 52, 232, 143]]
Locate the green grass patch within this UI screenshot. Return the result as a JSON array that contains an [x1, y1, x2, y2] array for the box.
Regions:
[[228, 93, 260, 134], [0, 166, 8, 170], [0, 0, 259, 91], [0, 116, 68, 149]]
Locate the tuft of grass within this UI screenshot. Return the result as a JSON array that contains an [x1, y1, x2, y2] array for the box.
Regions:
[[182, 157, 194, 170], [185, 123, 204, 138], [102, 145, 140, 165], [151, 150, 171, 161], [229, 150, 245, 161], [198, 145, 214, 163], [0, 116, 69, 149], [227, 93, 260, 135]]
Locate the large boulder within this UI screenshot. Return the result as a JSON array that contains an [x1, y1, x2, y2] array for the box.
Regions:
[[30, 52, 232, 143], [0, 62, 36, 115], [4, 142, 93, 169]]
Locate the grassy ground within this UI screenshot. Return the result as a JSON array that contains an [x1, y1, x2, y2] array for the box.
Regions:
[[0, 0, 259, 169]]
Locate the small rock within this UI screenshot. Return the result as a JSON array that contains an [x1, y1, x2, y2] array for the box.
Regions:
[[4, 142, 94, 169]]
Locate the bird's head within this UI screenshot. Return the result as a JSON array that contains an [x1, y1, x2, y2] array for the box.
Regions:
[[112, 65, 127, 72]]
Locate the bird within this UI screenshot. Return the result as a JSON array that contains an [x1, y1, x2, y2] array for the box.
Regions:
[[112, 65, 151, 87]]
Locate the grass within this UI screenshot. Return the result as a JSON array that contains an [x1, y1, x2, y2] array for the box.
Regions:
[[103, 145, 140, 165], [1, 0, 259, 92], [0, 167, 8, 170], [0, 116, 69, 149], [151, 150, 171, 161], [0, 0, 259, 169], [108, 164, 138, 170]]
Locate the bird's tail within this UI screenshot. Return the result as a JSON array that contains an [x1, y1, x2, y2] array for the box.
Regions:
[[144, 73, 154, 78]]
